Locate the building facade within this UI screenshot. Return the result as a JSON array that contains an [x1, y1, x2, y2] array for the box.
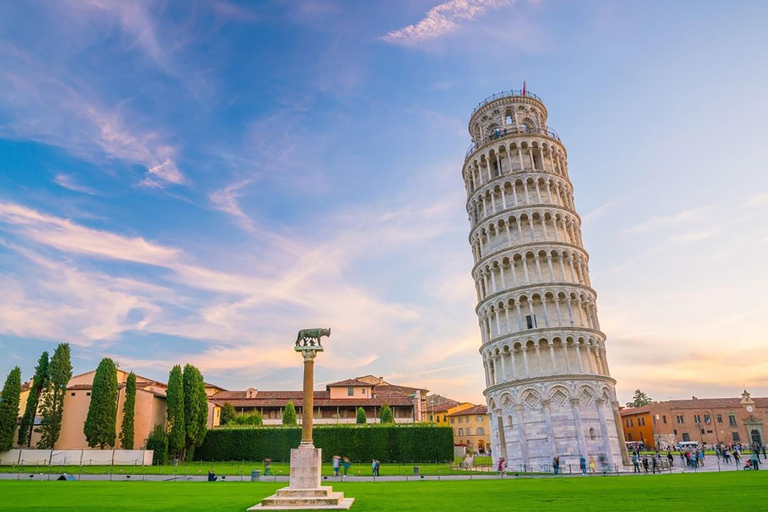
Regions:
[[621, 391, 767, 450], [210, 376, 426, 426], [462, 89, 628, 469], [620, 405, 654, 449], [447, 405, 491, 455]]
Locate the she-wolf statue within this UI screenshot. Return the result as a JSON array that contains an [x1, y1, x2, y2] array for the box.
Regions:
[[295, 328, 331, 346]]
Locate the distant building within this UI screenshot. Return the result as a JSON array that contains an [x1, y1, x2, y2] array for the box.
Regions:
[[210, 376, 427, 426], [16, 368, 221, 451], [620, 391, 767, 449], [619, 405, 654, 449], [447, 405, 491, 454], [426, 400, 474, 425]]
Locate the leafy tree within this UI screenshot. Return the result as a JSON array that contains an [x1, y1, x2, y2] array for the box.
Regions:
[[282, 402, 297, 426], [37, 343, 72, 449], [356, 407, 366, 424], [182, 364, 208, 460], [120, 372, 136, 449], [0, 367, 22, 451], [166, 365, 185, 458], [18, 351, 48, 447], [220, 403, 236, 425], [146, 425, 168, 465], [84, 358, 118, 448], [379, 404, 394, 424], [233, 411, 262, 426], [626, 389, 653, 409]]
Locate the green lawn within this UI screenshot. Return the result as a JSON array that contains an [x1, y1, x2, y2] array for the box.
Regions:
[[0, 472, 765, 511]]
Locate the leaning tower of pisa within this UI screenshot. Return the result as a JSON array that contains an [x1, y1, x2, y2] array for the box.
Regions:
[[462, 90, 628, 470]]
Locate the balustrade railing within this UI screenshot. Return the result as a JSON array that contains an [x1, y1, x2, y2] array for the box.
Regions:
[[465, 126, 561, 162]]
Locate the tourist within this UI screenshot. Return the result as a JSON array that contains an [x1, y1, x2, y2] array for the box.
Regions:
[[579, 455, 587, 474], [497, 457, 505, 473], [750, 452, 760, 470], [652, 456, 659, 474], [632, 453, 640, 473], [589, 456, 596, 474], [371, 459, 380, 477], [642, 457, 649, 474], [552, 455, 560, 475], [207, 469, 217, 482], [733, 450, 741, 465], [667, 451, 674, 468], [342, 457, 351, 476], [763, 446, 767, 460], [264, 458, 272, 476], [332, 455, 340, 477]]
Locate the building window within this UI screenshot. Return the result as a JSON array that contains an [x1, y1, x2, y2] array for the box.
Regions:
[[589, 428, 596, 440], [717, 414, 723, 423], [673, 429, 677, 435], [525, 315, 537, 329], [628, 433, 633, 441], [347, 387, 354, 396], [443, 415, 447, 422], [732, 432, 741, 442], [466, 427, 472, 435], [704, 414, 711, 424], [71, 392, 76, 396], [694, 415, 701, 424], [682, 433, 691, 441], [362, 388, 366, 395], [477, 416, 483, 422], [459, 428, 464, 436], [728, 415, 737, 427], [662, 415, 667, 424], [477, 427, 485, 435], [458, 417, 463, 424], [676, 415, 684, 424], [701, 429, 705, 435], [428, 414, 433, 422], [450, 418, 454, 424], [639, 417, 646, 427], [86, 392, 91, 396]]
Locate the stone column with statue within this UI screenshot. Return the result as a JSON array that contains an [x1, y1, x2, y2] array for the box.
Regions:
[[249, 328, 354, 511]]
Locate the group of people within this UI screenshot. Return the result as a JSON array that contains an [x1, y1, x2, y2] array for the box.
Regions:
[[631, 451, 666, 474], [331, 455, 352, 476]]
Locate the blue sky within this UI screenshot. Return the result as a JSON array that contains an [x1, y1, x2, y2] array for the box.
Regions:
[[1, 0, 767, 403]]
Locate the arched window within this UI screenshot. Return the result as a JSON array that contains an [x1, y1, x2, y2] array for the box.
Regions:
[[589, 427, 596, 440], [459, 428, 464, 436], [505, 114, 513, 125]]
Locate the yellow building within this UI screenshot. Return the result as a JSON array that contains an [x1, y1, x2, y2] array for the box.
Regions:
[[427, 401, 475, 425], [447, 405, 491, 455]]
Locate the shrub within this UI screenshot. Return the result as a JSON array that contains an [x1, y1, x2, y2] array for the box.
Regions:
[[146, 425, 169, 465], [194, 424, 453, 462], [220, 403, 236, 425], [356, 407, 366, 424], [233, 411, 263, 426], [282, 402, 297, 426], [379, 404, 394, 424]]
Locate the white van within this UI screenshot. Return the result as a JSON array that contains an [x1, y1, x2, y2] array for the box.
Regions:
[[676, 441, 699, 451]]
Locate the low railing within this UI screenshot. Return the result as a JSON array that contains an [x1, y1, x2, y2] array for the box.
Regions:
[[465, 126, 561, 162], [471, 90, 544, 115]]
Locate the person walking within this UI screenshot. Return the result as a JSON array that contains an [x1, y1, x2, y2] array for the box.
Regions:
[[589, 456, 596, 474], [642, 457, 649, 474], [332, 455, 340, 477], [342, 457, 351, 476], [579, 455, 587, 474], [632, 453, 640, 473], [552, 455, 560, 475], [652, 456, 659, 474], [264, 458, 272, 476], [733, 450, 741, 466], [750, 452, 760, 470], [497, 457, 506, 474], [667, 451, 674, 468]]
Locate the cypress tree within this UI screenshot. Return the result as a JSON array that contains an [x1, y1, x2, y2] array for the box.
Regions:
[[380, 403, 394, 424], [120, 372, 136, 449], [84, 358, 118, 448], [220, 403, 236, 425], [18, 351, 49, 447], [37, 343, 72, 449], [282, 401, 297, 426], [166, 365, 185, 459], [182, 364, 208, 460], [0, 367, 22, 451], [356, 407, 366, 424]]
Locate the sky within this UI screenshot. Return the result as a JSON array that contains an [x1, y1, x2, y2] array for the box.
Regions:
[[1, 0, 767, 405]]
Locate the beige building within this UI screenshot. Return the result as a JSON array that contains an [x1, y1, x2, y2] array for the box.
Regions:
[[447, 405, 491, 454], [17, 368, 221, 450], [210, 376, 427, 426]]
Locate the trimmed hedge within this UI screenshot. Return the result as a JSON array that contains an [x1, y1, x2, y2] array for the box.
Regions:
[[194, 424, 453, 462]]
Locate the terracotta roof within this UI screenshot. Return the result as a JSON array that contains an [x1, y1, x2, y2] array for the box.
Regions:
[[325, 379, 372, 388], [447, 405, 487, 417], [429, 402, 463, 413], [211, 390, 413, 408], [620, 405, 651, 416], [661, 397, 768, 409], [205, 382, 227, 391]]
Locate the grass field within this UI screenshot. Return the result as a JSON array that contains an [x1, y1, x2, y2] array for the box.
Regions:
[[0, 472, 765, 512]]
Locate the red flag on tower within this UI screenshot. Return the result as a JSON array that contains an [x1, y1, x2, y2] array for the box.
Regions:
[[522, 81, 526, 96]]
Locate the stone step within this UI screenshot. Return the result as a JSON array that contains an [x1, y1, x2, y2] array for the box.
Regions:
[[249, 497, 355, 511], [275, 486, 335, 498], [260, 492, 345, 508]]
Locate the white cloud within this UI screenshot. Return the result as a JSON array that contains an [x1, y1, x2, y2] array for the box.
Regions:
[[209, 179, 258, 233], [53, 174, 100, 196], [382, 0, 513, 46], [624, 206, 713, 234]]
